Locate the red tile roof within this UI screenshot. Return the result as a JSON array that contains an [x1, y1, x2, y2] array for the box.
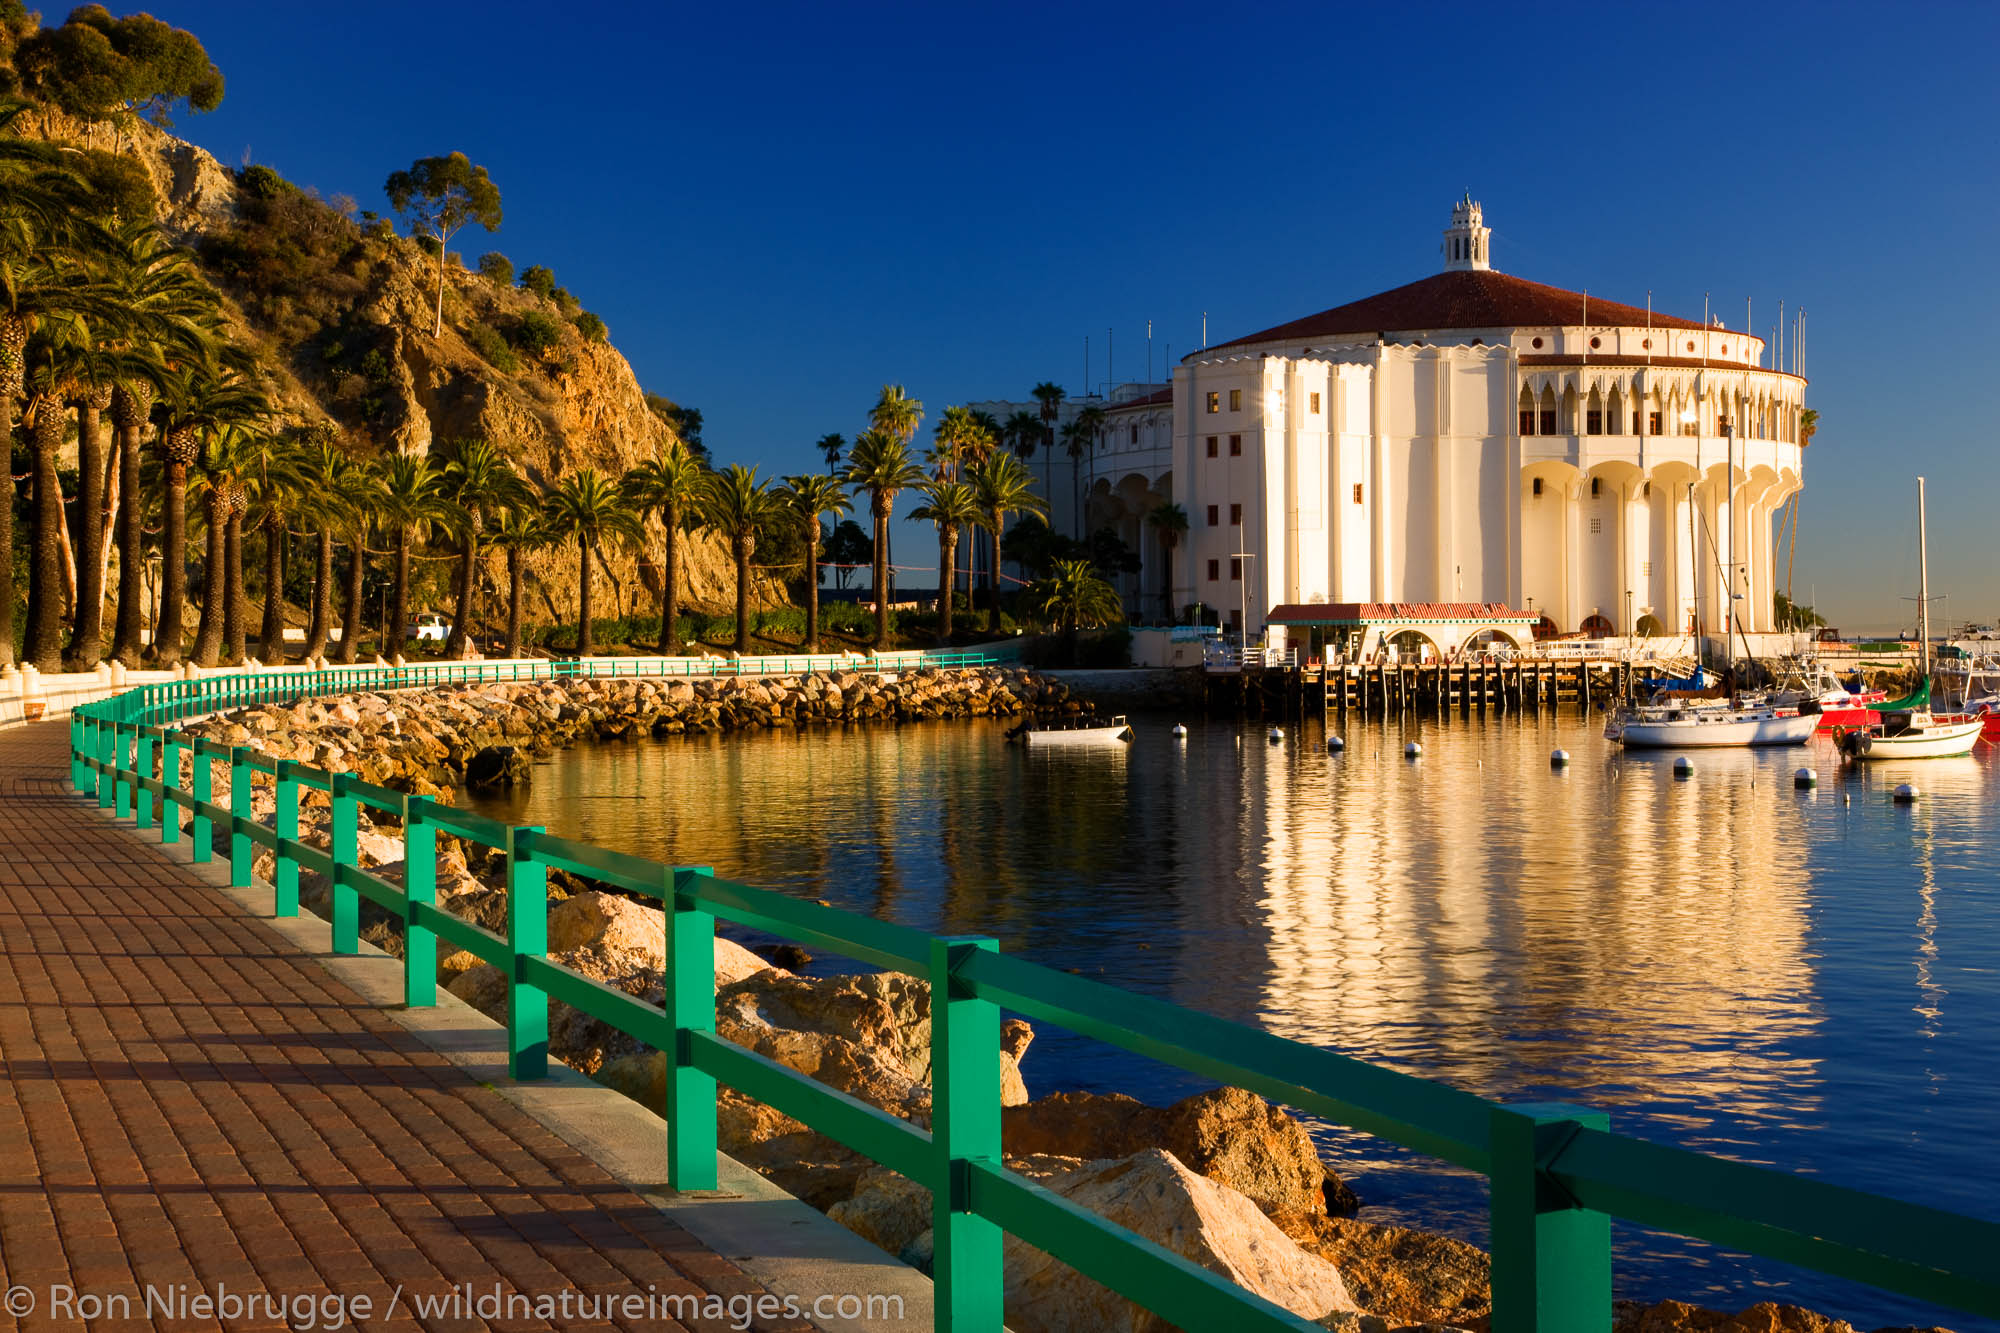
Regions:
[[1105, 386, 1173, 414], [1213, 269, 1733, 351], [1269, 602, 1541, 625]]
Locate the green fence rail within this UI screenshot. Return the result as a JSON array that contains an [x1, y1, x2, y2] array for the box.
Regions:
[[63, 659, 2000, 1333]]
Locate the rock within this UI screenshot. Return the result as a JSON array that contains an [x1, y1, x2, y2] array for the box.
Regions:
[[465, 744, 531, 790], [1612, 1301, 1867, 1333], [1323, 1161, 1362, 1217], [1003, 1085, 1326, 1217], [1273, 1212, 1490, 1327], [826, 1166, 934, 1256], [1002, 1150, 1356, 1332]]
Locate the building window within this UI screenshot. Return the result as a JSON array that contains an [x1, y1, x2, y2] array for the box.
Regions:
[[1642, 561, 1653, 576], [1230, 558, 1242, 581], [1206, 504, 1219, 527], [1531, 337, 1543, 349], [1229, 389, 1242, 411], [1589, 517, 1603, 534], [1129, 425, 1139, 444], [1309, 392, 1321, 414], [1520, 408, 1535, 435], [1229, 434, 1241, 456], [1206, 436, 1218, 457], [1586, 409, 1603, 435], [1206, 392, 1219, 414], [1649, 410, 1663, 435], [1207, 558, 1219, 581], [1590, 478, 1601, 497], [1540, 408, 1557, 434], [1631, 413, 1641, 434], [1352, 483, 1364, 505], [1229, 503, 1242, 525], [1590, 336, 1601, 349], [1532, 477, 1543, 497]]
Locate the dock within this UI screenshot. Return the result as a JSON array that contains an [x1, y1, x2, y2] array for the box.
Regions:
[[1206, 658, 1639, 722]]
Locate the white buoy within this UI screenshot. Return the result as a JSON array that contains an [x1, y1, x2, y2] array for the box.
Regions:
[[1673, 757, 1695, 779], [1404, 741, 1422, 758], [1795, 767, 1817, 788], [1894, 783, 1920, 803], [1326, 736, 1345, 752], [1171, 723, 1188, 739], [1550, 748, 1570, 767], [1268, 727, 1284, 744]]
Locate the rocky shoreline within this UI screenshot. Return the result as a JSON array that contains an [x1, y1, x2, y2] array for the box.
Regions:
[[169, 672, 1948, 1333]]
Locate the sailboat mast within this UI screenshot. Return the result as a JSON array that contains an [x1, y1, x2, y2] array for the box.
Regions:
[[1918, 476, 1931, 679]]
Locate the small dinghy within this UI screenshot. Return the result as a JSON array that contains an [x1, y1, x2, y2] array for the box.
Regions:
[[1006, 714, 1134, 747]]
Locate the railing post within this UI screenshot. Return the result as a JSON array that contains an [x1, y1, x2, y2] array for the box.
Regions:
[[665, 866, 717, 1190], [161, 731, 183, 845], [931, 935, 1003, 1331], [506, 826, 548, 1079], [111, 723, 131, 817], [403, 794, 436, 1007], [190, 741, 213, 863], [70, 713, 85, 792], [273, 760, 302, 916], [133, 731, 155, 831], [228, 747, 254, 887], [1489, 1103, 1612, 1333], [329, 773, 360, 953]]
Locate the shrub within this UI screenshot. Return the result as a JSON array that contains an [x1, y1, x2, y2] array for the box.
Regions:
[[513, 310, 563, 358], [463, 322, 519, 372], [477, 251, 513, 285], [572, 311, 608, 343], [551, 286, 581, 314], [518, 264, 556, 299], [238, 164, 296, 200]]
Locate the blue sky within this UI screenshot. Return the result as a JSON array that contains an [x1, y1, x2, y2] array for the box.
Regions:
[[141, 1, 2000, 632]]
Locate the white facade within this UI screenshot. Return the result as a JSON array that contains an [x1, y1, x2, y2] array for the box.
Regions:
[[1172, 200, 1807, 651]]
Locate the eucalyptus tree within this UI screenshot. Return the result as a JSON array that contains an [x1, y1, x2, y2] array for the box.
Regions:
[[968, 452, 1046, 634], [147, 351, 264, 666], [437, 438, 532, 658], [1031, 381, 1065, 497], [909, 479, 982, 644], [384, 152, 502, 338], [779, 473, 850, 651], [701, 464, 783, 655], [1145, 501, 1189, 623], [488, 505, 548, 660], [619, 444, 705, 653], [375, 453, 450, 659], [542, 469, 639, 657], [843, 428, 926, 648]]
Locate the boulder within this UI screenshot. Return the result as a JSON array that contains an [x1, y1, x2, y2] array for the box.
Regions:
[[825, 1166, 934, 1256], [465, 745, 531, 790], [1002, 1150, 1357, 1333], [1612, 1301, 1877, 1333], [1273, 1212, 1489, 1327]]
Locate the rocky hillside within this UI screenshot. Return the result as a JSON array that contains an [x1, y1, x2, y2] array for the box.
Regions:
[[25, 105, 762, 619]]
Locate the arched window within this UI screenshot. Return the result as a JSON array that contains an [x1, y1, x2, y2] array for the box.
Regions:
[[1580, 614, 1614, 639], [1560, 385, 1578, 434], [1586, 387, 1604, 435], [1519, 386, 1536, 436], [1607, 386, 1625, 434], [1539, 386, 1557, 435]]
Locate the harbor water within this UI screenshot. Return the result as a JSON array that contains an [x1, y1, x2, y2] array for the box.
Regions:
[[466, 713, 2000, 1329]]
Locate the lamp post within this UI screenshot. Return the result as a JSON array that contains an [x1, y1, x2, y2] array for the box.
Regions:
[[1231, 549, 1256, 664]]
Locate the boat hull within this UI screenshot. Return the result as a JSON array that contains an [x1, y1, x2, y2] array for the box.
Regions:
[[1022, 724, 1133, 747], [1844, 719, 1983, 760], [1612, 712, 1819, 748]]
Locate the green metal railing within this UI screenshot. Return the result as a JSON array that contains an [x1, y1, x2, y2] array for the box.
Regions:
[[63, 661, 2000, 1333]]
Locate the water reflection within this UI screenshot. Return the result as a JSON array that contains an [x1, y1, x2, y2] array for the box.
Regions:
[[467, 714, 2000, 1328]]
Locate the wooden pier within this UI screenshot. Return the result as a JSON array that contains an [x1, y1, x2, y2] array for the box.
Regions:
[[1207, 658, 1637, 722]]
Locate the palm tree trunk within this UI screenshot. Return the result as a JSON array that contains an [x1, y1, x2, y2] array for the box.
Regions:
[[156, 463, 189, 666], [110, 414, 147, 665], [660, 511, 681, 653], [223, 511, 246, 664], [576, 540, 594, 657], [449, 529, 477, 658], [302, 530, 332, 659], [336, 537, 365, 663], [805, 526, 821, 652], [937, 525, 955, 644], [733, 533, 752, 654], [258, 510, 286, 661], [23, 409, 68, 671], [68, 395, 110, 667], [389, 528, 409, 659], [505, 546, 524, 658], [191, 492, 226, 666], [871, 500, 890, 648], [1162, 542, 1175, 621], [987, 510, 1004, 635]]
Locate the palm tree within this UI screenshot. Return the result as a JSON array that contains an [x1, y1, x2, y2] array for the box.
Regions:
[[870, 384, 925, 446], [1032, 558, 1124, 641], [620, 444, 705, 653], [969, 452, 1046, 635], [843, 428, 926, 648], [780, 473, 851, 651], [54, 336, 128, 669], [151, 354, 264, 666], [909, 480, 982, 644], [1065, 403, 1106, 539], [247, 429, 311, 663], [376, 453, 449, 660], [1145, 502, 1189, 624], [189, 419, 272, 666], [438, 438, 532, 658], [333, 460, 383, 663], [18, 355, 74, 671], [930, 405, 988, 483], [293, 432, 355, 661], [542, 469, 639, 657], [1004, 409, 1043, 463], [700, 464, 782, 655], [816, 433, 845, 471], [1031, 381, 1065, 502], [488, 505, 548, 659]]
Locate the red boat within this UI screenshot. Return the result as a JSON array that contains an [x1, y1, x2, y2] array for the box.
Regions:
[[1813, 684, 1885, 729]]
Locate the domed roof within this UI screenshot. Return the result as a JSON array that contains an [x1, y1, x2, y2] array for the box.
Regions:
[[1212, 268, 1712, 352]]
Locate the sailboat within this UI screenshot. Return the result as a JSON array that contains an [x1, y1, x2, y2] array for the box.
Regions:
[[1836, 477, 1982, 761]]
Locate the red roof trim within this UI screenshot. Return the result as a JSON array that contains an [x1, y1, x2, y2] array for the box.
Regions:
[[1268, 602, 1541, 625]]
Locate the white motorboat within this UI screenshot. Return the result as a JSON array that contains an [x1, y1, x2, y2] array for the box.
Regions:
[[1606, 702, 1819, 749], [1836, 709, 1982, 761], [1009, 714, 1134, 747]]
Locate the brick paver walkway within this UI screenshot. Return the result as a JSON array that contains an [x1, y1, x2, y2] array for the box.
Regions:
[[0, 720, 815, 1332]]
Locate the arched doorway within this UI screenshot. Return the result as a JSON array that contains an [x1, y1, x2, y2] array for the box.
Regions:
[[1580, 614, 1614, 638]]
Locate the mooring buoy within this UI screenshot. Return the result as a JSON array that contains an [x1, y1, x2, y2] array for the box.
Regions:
[[1171, 723, 1188, 739], [1326, 735, 1345, 752], [1673, 757, 1694, 778], [1267, 727, 1284, 744], [1405, 741, 1422, 758], [1795, 767, 1817, 788], [1550, 749, 1570, 767], [1894, 783, 1920, 803]]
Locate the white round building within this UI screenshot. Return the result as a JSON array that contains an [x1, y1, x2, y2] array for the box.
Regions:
[[1164, 198, 1807, 656]]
